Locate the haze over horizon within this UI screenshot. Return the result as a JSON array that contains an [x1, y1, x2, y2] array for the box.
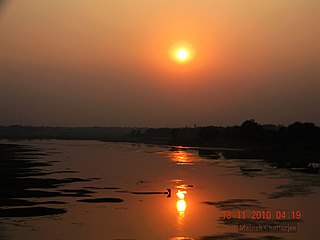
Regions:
[[1, 0, 319, 127]]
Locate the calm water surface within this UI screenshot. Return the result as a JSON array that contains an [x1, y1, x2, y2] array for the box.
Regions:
[[1, 140, 319, 240]]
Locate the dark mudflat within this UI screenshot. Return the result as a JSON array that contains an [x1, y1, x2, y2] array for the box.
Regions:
[[0, 199, 65, 207], [203, 199, 262, 210], [0, 207, 66, 217], [77, 198, 123, 203], [0, 143, 93, 217]]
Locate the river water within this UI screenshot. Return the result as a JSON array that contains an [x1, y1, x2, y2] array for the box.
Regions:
[[0, 140, 319, 240]]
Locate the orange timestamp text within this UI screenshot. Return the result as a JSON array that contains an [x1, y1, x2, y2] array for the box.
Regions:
[[223, 210, 302, 220]]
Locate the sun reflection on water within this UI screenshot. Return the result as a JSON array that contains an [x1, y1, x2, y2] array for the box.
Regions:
[[176, 199, 187, 226], [176, 199, 187, 212], [176, 189, 188, 227], [170, 150, 195, 165], [176, 190, 187, 199], [170, 237, 194, 240]]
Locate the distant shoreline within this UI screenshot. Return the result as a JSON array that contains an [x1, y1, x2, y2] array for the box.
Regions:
[[1, 120, 320, 171]]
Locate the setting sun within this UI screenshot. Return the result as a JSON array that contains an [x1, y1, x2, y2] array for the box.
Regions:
[[176, 49, 188, 61], [170, 41, 194, 64]]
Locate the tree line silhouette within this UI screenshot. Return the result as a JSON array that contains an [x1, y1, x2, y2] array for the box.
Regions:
[[1, 120, 319, 169], [131, 120, 320, 169]]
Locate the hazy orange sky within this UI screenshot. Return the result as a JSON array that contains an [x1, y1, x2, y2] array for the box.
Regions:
[[1, 0, 319, 127]]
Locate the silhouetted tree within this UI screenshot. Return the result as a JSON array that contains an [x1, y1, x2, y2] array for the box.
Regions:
[[199, 127, 220, 141]]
